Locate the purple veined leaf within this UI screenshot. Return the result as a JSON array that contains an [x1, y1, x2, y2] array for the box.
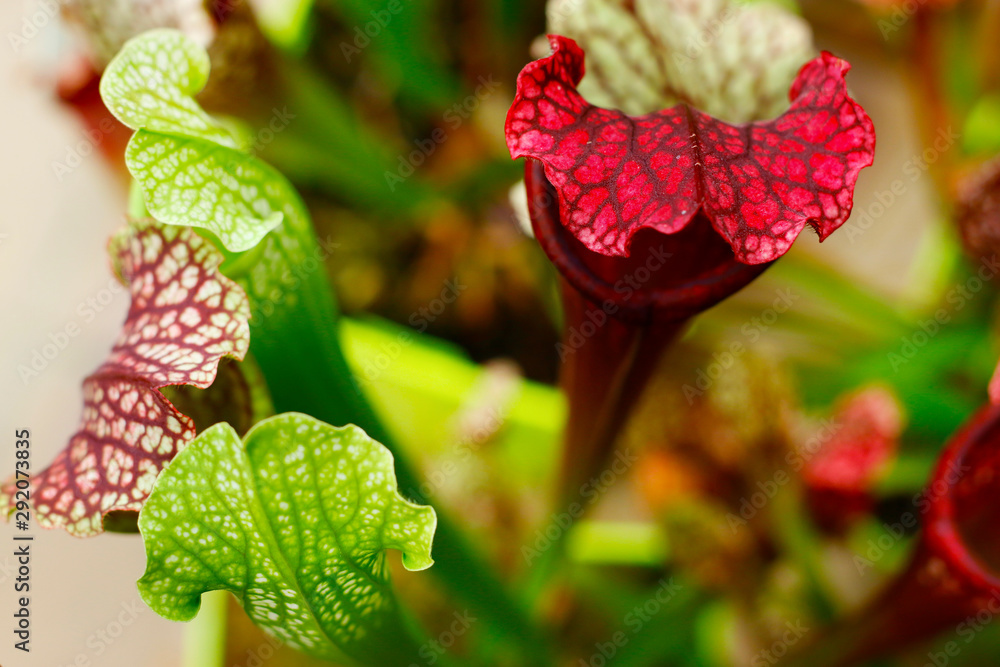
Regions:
[[1, 219, 250, 536], [102, 357, 274, 534]]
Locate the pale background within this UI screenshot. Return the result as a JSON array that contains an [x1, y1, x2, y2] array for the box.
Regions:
[[0, 1, 184, 665]]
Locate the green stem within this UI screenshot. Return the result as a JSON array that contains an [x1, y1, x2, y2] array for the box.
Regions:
[[771, 487, 838, 623], [128, 179, 149, 218], [182, 591, 228, 667]]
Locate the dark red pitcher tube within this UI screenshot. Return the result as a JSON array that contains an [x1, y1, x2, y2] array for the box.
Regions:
[[785, 404, 1000, 667], [526, 160, 772, 502]]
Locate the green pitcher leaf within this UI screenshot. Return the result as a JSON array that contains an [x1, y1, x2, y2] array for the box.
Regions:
[[126, 130, 287, 252], [103, 30, 392, 451], [100, 29, 238, 148], [138, 413, 436, 664], [100, 29, 287, 252]]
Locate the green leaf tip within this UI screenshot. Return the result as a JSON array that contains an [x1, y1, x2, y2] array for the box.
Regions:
[[137, 413, 436, 663], [100, 29, 238, 148], [101, 28, 288, 253]]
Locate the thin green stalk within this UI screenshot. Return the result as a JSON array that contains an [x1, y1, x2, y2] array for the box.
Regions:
[[771, 487, 838, 623], [182, 591, 228, 667]]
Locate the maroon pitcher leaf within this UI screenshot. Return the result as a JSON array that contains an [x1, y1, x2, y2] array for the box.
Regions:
[[1, 220, 250, 535], [505, 35, 875, 264]]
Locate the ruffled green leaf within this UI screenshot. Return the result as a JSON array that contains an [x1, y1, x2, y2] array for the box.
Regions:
[[103, 29, 384, 453], [100, 29, 287, 252], [138, 413, 436, 664], [547, 0, 814, 122], [125, 131, 286, 252], [100, 29, 237, 148]]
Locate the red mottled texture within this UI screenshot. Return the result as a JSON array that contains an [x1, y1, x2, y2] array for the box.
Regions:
[[506, 35, 875, 264], [56, 56, 132, 169], [1, 221, 250, 536], [526, 159, 769, 323], [802, 387, 902, 534]]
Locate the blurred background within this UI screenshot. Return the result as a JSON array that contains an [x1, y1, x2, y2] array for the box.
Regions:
[[2, 0, 1000, 665]]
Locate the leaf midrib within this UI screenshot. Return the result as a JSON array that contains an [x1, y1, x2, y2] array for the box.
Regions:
[[237, 428, 393, 661]]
